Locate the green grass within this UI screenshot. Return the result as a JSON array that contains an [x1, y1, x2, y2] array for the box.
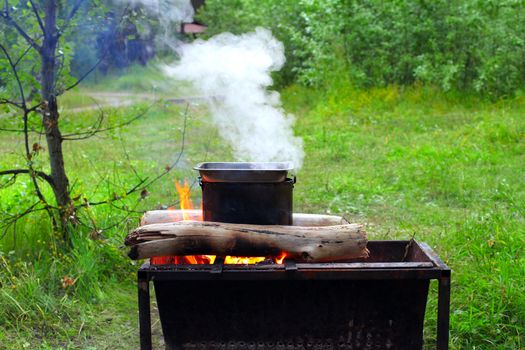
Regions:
[[288, 84, 525, 349], [0, 78, 524, 349]]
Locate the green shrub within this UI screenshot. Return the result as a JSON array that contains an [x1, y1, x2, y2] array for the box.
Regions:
[[198, 0, 525, 96]]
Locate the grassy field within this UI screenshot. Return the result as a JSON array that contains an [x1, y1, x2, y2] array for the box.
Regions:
[[0, 73, 524, 349]]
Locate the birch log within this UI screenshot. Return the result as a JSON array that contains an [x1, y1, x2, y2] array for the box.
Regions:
[[140, 210, 349, 227], [126, 220, 368, 262]]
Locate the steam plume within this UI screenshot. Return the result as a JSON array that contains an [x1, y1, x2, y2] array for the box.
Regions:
[[165, 28, 304, 169], [116, 1, 304, 168]]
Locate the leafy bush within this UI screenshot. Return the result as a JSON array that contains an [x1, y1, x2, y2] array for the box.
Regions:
[[198, 0, 525, 96]]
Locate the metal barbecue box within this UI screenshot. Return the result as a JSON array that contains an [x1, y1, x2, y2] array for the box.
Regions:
[[137, 240, 451, 350]]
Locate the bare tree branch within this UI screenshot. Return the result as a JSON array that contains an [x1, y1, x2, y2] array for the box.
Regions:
[[119, 137, 144, 183], [0, 12, 42, 51], [28, 0, 45, 34], [76, 197, 143, 237], [0, 43, 55, 226], [63, 5, 130, 93], [0, 98, 23, 109], [86, 178, 149, 207], [84, 103, 190, 207], [1, 2, 182, 236], [61, 100, 155, 140], [0, 201, 46, 241], [0, 125, 46, 134], [13, 42, 35, 68], [0, 168, 55, 188], [60, 98, 106, 139], [0, 127, 24, 132], [58, 0, 86, 35], [63, 56, 103, 92], [21, 102, 49, 207], [25, 101, 45, 114], [0, 43, 27, 109], [0, 174, 17, 189]]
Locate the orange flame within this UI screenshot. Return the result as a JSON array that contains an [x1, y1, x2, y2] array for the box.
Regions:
[[224, 256, 266, 264], [274, 252, 288, 264], [175, 179, 194, 220], [150, 178, 283, 266]]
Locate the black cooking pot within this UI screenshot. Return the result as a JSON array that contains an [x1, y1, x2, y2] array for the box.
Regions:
[[195, 162, 295, 225]]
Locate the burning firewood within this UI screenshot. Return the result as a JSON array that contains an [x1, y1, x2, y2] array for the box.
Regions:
[[125, 220, 368, 262], [140, 210, 350, 227]]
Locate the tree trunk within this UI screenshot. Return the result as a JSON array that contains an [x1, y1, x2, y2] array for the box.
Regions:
[[126, 221, 369, 262], [41, 0, 73, 234]]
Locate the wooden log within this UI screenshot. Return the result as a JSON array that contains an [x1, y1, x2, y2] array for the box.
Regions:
[[293, 213, 350, 226], [140, 210, 349, 227], [126, 220, 368, 262]]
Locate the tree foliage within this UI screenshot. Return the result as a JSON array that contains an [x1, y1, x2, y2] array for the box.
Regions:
[[198, 0, 525, 96], [0, 0, 179, 241]]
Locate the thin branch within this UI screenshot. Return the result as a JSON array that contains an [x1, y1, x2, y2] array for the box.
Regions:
[[28, 0, 45, 34], [0, 43, 27, 109], [0, 202, 45, 241], [85, 159, 120, 197], [109, 201, 144, 214], [0, 125, 46, 134], [0, 44, 49, 206], [1, 99, 42, 113], [59, 0, 86, 35], [85, 102, 190, 207], [0, 12, 41, 52], [20, 102, 50, 208], [85, 178, 148, 207], [61, 100, 156, 140], [13, 40, 38, 68], [119, 137, 144, 183], [77, 197, 142, 235], [63, 5, 130, 93], [60, 98, 106, 139], [0, 169, 55, 187], [0, 174, 17, 189], [63, 56, 103, 92], [0, 43, 52, 213], [0, 98, 23, 109]]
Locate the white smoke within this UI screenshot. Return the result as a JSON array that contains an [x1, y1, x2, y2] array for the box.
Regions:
[[116, 1, 304, 168], [165, 28, 304, 169]]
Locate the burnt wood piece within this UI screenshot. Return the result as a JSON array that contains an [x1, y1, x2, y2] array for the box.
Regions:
[[125, 221, 368, 262], [140, 210, 349, 227], [137, 240, 451, 350]]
